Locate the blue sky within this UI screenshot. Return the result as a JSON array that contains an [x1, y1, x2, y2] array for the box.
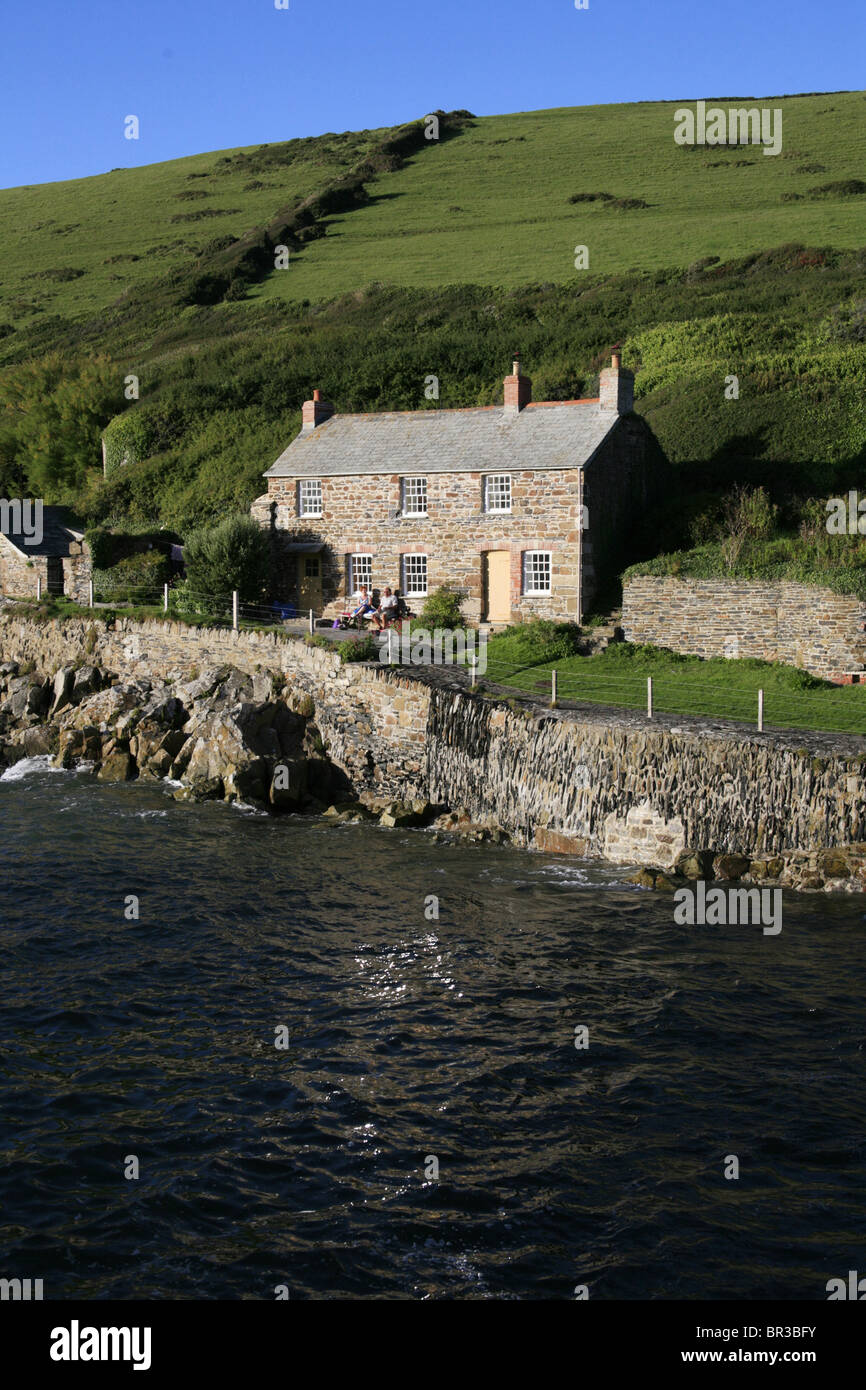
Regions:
[[1, 0, 862, 188]]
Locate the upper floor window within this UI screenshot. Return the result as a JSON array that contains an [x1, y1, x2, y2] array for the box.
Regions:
[[484, 474, 512, 513], [298, 479, 323, 517], [523, 550, 552, 595], [402, 476, 428, 517]]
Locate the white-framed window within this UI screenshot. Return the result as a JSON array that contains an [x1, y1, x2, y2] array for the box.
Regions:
[[402, 553, 428, 597], [402, 476, 428, 517], [298, 478, 323, 517], [350, 553, 373, 593], [523, 550, 552, 595], [484, 474, 512, 513]]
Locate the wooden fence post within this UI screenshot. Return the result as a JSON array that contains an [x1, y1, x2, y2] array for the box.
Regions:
[[647, 675, 653, 719], [551, 669, 558, 707], [758, 688, 764, 732], [232, 591, 239, 632]]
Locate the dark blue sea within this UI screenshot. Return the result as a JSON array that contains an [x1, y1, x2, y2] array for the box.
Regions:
[[1, 758, 865, 1300]]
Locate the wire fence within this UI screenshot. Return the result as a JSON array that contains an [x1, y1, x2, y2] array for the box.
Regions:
[[478, 659, 866, 736]]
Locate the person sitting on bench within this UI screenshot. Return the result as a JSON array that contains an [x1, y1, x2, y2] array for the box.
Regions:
[[375, 587, 398, 630], [350, 586, 378, 628], [388, 588, 413, 632]]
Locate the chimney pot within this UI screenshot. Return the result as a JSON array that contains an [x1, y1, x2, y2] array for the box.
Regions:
[[302, 390, 335, 429], [611, 350, 621, 369], [504, 357, 532, 414]]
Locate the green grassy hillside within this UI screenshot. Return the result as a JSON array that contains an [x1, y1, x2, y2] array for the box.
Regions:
[[2, 93, 863, 339], [253, 94, 866, 301], [0, 127, 385, 330]]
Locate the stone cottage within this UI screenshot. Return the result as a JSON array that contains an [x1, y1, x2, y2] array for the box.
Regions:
[[0, 506, 91, 603], [251, 355, 665, 623]]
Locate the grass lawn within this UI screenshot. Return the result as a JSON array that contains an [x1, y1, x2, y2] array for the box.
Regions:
[[480, 645, 866, 736]]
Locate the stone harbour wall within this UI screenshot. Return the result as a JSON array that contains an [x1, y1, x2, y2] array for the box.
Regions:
[[622, 576, 866, 680], [3, 610, 866, 890], [425, 691, 866, 868]]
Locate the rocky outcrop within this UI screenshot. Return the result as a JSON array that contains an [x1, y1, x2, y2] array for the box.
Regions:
[[0, 661, 350, 814]]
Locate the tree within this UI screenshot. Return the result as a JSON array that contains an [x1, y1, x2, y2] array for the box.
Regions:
[[182, 514, 270, 600]]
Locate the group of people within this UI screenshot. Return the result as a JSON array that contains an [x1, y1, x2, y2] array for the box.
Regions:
[[344, 585, 411, 631]]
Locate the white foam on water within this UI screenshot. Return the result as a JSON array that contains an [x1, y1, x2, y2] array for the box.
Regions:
[[230, 800, 268, 817], [0, 755, 67, 783]]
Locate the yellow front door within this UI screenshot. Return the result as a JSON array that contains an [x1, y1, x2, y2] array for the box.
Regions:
[[298, 554, 323, 611], [484, 551, 511, 623]]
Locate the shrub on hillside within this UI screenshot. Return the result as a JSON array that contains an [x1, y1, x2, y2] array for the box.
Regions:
[[93, 550, 170, 603], [420, 585, 464, 630], [182, 514, 270, 601], [486, 619, 582, 669]]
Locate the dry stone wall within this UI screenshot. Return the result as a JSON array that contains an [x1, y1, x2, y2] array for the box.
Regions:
[[622, 576, 866, 679]]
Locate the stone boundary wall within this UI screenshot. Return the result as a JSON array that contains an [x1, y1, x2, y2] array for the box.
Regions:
[[622, 576, 866, 679], [3, 611, 866, 881]]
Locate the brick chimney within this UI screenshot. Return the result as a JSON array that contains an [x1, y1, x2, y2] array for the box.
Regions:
[[302, 388, 335, 430], [504, 355, 532, 415], [599, 351, 634, 414]]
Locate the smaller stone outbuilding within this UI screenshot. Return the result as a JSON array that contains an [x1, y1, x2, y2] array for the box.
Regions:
[[0, 506, 91, 603]]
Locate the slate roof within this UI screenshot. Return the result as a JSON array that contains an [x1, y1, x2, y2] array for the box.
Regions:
[[0, 507, 84, 558], [264, 402, 619, 479]]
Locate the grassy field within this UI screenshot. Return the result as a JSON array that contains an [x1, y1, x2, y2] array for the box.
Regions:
[[0, 127, 387, 331], [253, 94, 866, 301], [2, 93, 864, 336], [480, 642, 866, 736]]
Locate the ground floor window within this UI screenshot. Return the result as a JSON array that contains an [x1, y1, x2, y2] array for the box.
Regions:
[[350, 553, 372, 592], [402, 553, 428, 597], [523, 550, 552, 595]]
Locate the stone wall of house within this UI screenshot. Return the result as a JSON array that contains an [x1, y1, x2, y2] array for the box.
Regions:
[[253, 467, 585, 624], [3, 612, 866, 887], [0, 538, 48, 599], [581, 418, 663, 615], [622, 576, 866, 680]]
